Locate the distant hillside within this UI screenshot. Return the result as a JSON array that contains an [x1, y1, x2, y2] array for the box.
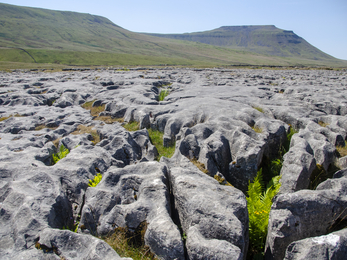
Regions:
[[147, 25, 336, 61], [0, 3, 346, 67]]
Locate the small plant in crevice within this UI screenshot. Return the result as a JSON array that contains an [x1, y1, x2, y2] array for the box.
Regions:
[[182, 231, 187, 242], [81, 100, 106, 117], [190, 157, 209, 174], [252, 106, 264, 113], [95, 115, 124, 124], [122, 121, 140, 132], [0, 113, 23, 122], [318, 121, 330, 127], [246, 126, 296, 259], [88, 173, 102, 187], [62, 221, 79, 233], [283, 127, 298, 153], [147, 128, 175, 160], [309, 163, 340, 190], [252, 126, 263, 133], [214, 174, 233, 186], [71, 125, 100, 145], [35, 124, 59, 131], [104, 222, 156, 260], [0, 115, 12, 122], [336, 141, 347, 158], [52, 144, 70, 165], [52, 137, 62, 148], [247, 169, 281, 259], [158, 89, 170, 101]]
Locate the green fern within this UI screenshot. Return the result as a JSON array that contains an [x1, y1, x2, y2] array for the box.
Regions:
[[52, 144, 70, 164], [247, 169, 281, 258], [88, 173, 102, 187], [270, 159, 282, 177]]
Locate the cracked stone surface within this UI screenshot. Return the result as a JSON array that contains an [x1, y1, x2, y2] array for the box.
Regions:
[[1, 67, 347, 259]]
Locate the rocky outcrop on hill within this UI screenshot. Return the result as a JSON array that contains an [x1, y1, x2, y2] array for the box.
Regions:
[[0, 67, 347, 259]]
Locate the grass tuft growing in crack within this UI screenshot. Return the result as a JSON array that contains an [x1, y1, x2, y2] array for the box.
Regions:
[[95, 115, 124, 124], [190, 157, 209, 174], [190, 157, 232, 186], [147, 128, 175, 160], [318, 121, 329, 127], [252, 126, 263, 133], [158, 89, 170, 101], [123, 121, 140, 131], [71, 125, 100, 145], [81, 100, 105, 116], [104, 222, 156, 260], [336, 141, 347, 158], [253, 106, 264, 113], [0, 114, 23, 122]]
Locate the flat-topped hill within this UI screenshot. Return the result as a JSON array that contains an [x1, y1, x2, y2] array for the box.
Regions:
[[147, 25, 336, 61]]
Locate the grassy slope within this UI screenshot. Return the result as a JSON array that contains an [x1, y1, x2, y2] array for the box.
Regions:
[[0, 3, 346, 68]]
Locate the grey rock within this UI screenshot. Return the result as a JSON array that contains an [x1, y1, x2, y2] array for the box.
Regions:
[[37, 228, 123, 260], [284, 228, 347, 260], [168, 166, 248, 260], [1, 68, 347, 259], [79, 162, 185, 260], [279, 134, 317, 193], [265, 173, 347, 260]]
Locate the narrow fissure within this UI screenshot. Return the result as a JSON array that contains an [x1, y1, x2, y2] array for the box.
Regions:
[[167, 168, 189, 259], [309, 163, 340, 190]]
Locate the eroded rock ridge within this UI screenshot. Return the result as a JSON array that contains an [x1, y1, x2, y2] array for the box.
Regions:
[[1, 68, 347, 259]]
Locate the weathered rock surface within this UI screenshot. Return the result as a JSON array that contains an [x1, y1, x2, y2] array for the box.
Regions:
[[168, 165, 248, 259], [79, 162, 185, 260], [265, 169, 347, 259], [1, 68, 347, 259], [284, 228, 347, 260]]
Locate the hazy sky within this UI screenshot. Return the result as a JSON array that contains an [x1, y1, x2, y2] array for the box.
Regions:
[[2, 0, 347, 60]]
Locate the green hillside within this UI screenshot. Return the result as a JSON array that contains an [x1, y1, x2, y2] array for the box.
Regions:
[[147, 25, 337, 61], [0, 3, 346, 68]]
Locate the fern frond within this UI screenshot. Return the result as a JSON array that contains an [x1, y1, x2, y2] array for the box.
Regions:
[[88, 173, 103, 187], [52, 144, 70, 165]]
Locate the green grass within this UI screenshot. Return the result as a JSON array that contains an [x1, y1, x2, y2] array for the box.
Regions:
[[190, 158, 209, 174], [283, 127, 298, 152], [252, 126, 263, 133], [104, 223, 156, 260], [123, 121, 140, 132], [81, 100, 105, 117], [147, 128, 175, 160], [158, 89, 170, 101], [337, 141, 347, 157], [71, 125, 100, 145], [94, 116, 124, 124], [0, 115, 13, 122], [253, 106, 264, 113]]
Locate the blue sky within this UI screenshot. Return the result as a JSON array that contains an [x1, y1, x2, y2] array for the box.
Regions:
[[2, 0, 346, 60]]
